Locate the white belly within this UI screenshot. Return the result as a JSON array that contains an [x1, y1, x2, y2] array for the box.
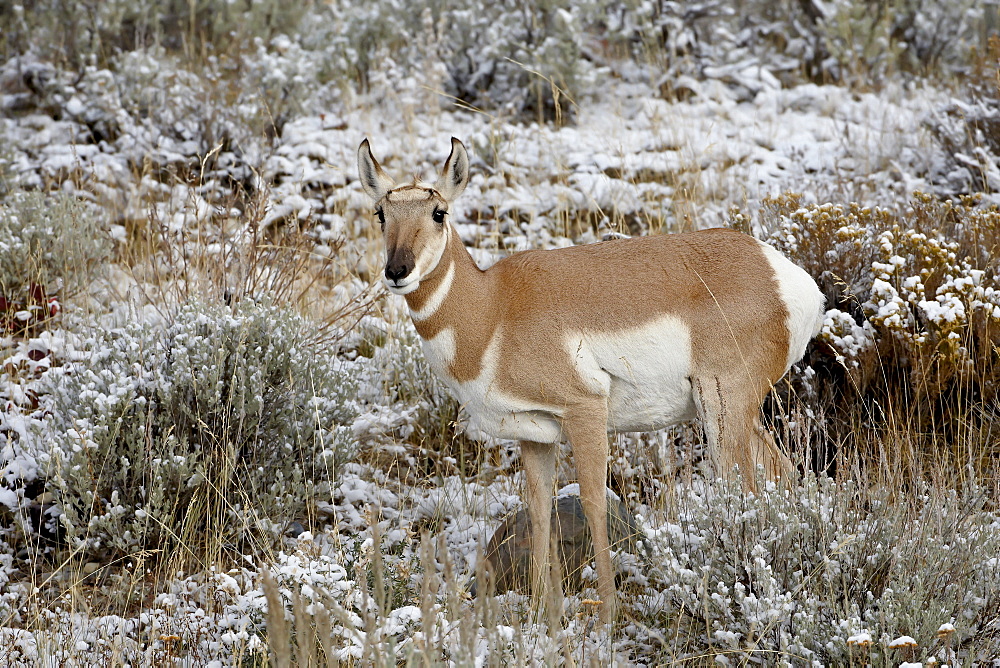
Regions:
[[419, 316, 696, 444], [566, 315, 697, 432], [459, 395, 564, 443]]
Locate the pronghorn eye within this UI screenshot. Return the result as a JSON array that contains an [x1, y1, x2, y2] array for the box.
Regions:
[[376, 207, 385, 230], [432, 208, 446, 225]]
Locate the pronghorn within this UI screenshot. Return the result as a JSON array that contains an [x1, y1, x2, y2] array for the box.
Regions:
[[358, 137, 825, 623]]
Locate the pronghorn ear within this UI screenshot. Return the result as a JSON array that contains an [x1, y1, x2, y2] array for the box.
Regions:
[[357, 139, 395, 202], [435, 137, 470, 202]]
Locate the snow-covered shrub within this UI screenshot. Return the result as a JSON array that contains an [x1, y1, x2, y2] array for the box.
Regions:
[[7, 0, 588, 122], [761, 193, 999, 387], [319, 0, 586, 120], [0, 191, 109, 300], [816, 0, 983, 84], [28, 299, 358, 559], [928, 35, 1000, 195], [1, 531, 468, 665], [742, 193, 1000, 469], [432, 0, 585, 121], [1, 24, 322, 201], [595, 0, 986, 93], [0, 143, 13, 198], [102, 48, 273, 192], [0, 192, 110, 334], [800, 0, 983, 84], [0, 0, 310, 67], [638, 475, 1000, 665], [0, 536, 17, 622]]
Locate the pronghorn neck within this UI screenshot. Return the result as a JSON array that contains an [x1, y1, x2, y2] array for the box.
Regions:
[[403, 225, 486, 328]]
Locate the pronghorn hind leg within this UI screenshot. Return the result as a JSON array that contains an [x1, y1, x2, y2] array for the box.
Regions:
[[519, 440, 560, 625], [751, 413, 795, 485], [562, 407, 617, 624], [693, 376, 792, 493], [692, 376, 743, 487]]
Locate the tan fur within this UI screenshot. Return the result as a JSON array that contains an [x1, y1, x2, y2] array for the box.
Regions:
[[408, 225, 790, 397], [358, 138, 822, 625]]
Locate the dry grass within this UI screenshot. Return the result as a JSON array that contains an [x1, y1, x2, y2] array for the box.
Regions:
[[4, 149, 1000, 668], [2, 2, 1000, 665]]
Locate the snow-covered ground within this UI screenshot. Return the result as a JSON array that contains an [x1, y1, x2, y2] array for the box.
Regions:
[[3, 53, 987, 247], [2, 3, 1000, 664]]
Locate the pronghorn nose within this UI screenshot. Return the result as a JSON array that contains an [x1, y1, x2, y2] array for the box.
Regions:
[[385, 262, 410, 282], [385, 247, 415, 284]]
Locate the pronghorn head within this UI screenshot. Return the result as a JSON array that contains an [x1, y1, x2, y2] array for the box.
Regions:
[[357, 138, 470, 295]]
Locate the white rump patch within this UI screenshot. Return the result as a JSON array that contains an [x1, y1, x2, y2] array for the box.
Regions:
[[756, 240, 826, 369]]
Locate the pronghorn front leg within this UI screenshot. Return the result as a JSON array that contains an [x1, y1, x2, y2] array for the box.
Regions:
[[520, 440, 559, 624], [562, 406, 617, 624]]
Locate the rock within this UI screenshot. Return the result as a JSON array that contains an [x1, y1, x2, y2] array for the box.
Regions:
[[472, 492, 646, 596]]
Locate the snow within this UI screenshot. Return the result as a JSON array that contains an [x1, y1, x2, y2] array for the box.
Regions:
[[0, 57, 967, 263], [0, 488, 18, 510], [0, 3, 997, 665]]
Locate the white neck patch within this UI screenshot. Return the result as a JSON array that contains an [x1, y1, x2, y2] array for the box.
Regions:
[[410, 260, 455, 322]]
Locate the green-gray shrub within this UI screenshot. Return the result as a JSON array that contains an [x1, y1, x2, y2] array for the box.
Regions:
[[0, 191, 110, 301], [31, 299, 359, 559], [636, 475, 1000, 665], [319, 0, 585, 120], [0, 144, 13, 198], [0, 0, 311, 66], [580, 0, 987, 89]]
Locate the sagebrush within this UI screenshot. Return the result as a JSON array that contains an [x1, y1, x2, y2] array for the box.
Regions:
[[19, 299, 358, 564]]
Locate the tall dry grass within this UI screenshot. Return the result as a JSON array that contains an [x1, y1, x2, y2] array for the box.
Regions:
[[1, 2, 999, 665]]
